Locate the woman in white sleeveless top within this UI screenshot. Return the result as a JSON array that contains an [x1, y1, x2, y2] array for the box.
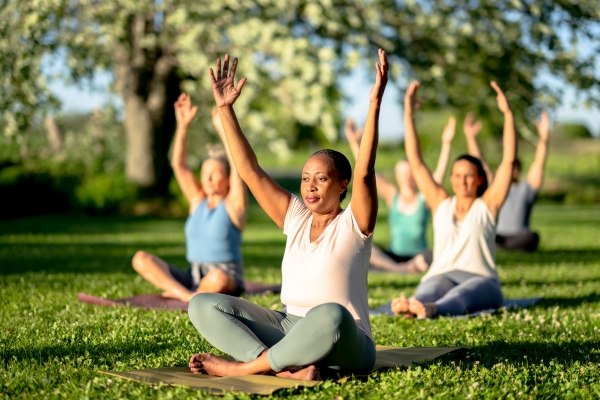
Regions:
[[392, 80, 517, 319], [186, 50, 388, 380]]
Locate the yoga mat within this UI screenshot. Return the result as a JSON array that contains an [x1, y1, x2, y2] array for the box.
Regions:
[[78, 282, 281, 311], [99, 346, 465, 395], [369, 297, 544, 317]]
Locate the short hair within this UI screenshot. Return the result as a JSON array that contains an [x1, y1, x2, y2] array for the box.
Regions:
[[453, 155, 488, 197], [204, 144, 230, 177], [311, 149, 352, 202]]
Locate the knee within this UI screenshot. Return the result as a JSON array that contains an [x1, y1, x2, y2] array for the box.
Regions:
[[307, 303, 350, 334], [132, 250, 150, 272], [200, 270, 232, 293], [188, 292, 225, 326]]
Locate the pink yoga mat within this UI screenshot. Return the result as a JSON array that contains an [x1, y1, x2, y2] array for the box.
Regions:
[[79, 282, 281, 311]]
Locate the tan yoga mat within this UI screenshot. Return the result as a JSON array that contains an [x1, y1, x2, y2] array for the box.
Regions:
[[99, 346, 466, 395]]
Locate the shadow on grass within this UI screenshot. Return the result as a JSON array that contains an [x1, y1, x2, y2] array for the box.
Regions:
[[498, 249, 600, 266]]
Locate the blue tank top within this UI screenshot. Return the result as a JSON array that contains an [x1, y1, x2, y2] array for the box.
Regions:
[[388, 193, 429, 257], [184, 199, 242, 263]]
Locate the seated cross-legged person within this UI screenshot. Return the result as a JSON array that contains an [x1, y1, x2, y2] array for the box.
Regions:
[[131, 94, 247, 302], [391, 80, 517, 319], [345, 117, 456, 273], [186, 50, 389, 380]]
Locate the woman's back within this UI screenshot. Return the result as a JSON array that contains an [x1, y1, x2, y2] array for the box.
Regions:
[[423, 196, 498, 282]]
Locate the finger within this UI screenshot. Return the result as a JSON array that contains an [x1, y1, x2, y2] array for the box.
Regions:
[[541, 110, 549, 122], [230, 58, 238, 78], [209, 68, 217, 84], [216, 58, 222, 80], [236, 77, 247, 93], [448, 116, 456, 127], [375, 63, 382, 80], [223, 54, 230, 78], [191, 106, 198, 115], [490, 81, 502, 94], [474, 121, 483, 131]]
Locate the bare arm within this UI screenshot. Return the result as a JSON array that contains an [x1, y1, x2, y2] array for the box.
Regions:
[[482, 82, 517, 217], [211, 109, 248, 231], [210, 55, 290, 229], [171, 94, 205, 212], [432, 116, 455, 184], [344, 118, 396, 206], [527, 110, 550, 190], [350, 49, 389, 236], [403, 81, 449, 215], [464, 112, 494, 184]]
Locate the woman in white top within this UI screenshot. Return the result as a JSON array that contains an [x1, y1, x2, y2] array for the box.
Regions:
[[187, 50, 388, 380], [391, 80, 517, 319]]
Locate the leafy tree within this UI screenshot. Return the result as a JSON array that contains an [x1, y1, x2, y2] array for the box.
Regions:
[[1, 0, 599, 194]]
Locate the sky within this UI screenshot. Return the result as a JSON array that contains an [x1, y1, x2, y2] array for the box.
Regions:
[[48, 63, 600, 140]]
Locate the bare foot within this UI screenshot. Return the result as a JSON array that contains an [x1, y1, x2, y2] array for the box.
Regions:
[[391, 295, 414, 318], [408, 298, 437, 319], [162, 289, 195, 302], [276, 365, 321, 381], [188, 353, 241, 376]]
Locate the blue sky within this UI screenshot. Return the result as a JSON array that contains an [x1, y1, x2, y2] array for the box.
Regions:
[[49, 64, 600, 140]]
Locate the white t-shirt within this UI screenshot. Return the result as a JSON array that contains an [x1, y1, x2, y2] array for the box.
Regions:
[[422, 196, 500, 282], [280, 195, 373, 341]]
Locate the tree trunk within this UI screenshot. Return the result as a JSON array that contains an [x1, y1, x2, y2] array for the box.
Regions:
[[113, 13, 179, 195]]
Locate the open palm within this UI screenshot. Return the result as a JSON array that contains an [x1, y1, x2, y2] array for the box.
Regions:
[[491, 81, 511, 114], [369, 49, 389, 104], [210, 54, 247, 108]]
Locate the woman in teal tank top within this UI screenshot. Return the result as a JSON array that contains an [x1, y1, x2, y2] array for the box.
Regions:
[[131, 94, 247, 302], [345, 117, 455, 273]]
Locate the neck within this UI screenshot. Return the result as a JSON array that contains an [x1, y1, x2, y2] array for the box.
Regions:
[[311, 205, 342, 227], [455, 195, 476, 211], [399, 185, 418, 198], [206, 193, 226, 207]]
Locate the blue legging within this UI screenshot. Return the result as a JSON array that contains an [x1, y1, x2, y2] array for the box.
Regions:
[[412, 273, 503, 316], [188, 293, 376, 374]]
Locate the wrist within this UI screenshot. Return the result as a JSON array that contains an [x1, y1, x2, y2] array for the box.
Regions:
[[503, 109, 514, 117]]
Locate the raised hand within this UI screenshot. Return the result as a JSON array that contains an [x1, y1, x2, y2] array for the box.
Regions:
[[344, 118, 363, 144], [369, 48, 389, 104], [442, 117, 456, 144], [463, 112, 483, 138], [404, 81, 422, 114], [210, 54, 247, 108], [491, 81, 511, 114], [174, 93, 198, 127], [535, 110, 550, 141]]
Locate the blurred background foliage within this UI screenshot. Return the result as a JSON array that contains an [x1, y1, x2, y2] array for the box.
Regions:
[[0, 0, 599, 219]]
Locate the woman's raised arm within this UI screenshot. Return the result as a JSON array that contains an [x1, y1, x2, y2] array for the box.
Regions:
[[350, 49, 388, 236], [171, 94, 205, 213], [527, 110, 550, 190], [211, 55, 291, 229], [432, 116, 456, 185], [482, 82, 517, 217], [211, 109, 248, 231], [403, 82, 449, 214], [344, 118, 397, 207]]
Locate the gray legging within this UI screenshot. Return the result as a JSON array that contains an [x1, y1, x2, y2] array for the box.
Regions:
[[412, 271, 503, 316], [188, 293, 376, 374]]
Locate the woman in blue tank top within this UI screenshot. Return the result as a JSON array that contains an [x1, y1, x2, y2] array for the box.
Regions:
[[345, 117, 455, 273], [132, 94, 247, 302]]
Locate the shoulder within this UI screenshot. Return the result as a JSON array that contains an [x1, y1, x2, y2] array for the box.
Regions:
[[345, 203, 373, 241], [283, 195, 310, 235]]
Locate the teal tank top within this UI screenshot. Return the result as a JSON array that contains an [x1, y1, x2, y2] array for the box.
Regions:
[[388, 193, 429, 257], [185, 199, 242, 263]]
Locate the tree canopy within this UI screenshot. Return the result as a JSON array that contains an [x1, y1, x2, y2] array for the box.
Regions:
[[1, 0, 599, 190]]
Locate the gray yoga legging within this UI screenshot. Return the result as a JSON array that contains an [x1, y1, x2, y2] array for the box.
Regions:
[[412, 271, 503, 316], [188, 293, 376, 374]]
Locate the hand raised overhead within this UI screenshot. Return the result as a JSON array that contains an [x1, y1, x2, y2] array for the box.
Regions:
[[369, 49, 389, 104], [174, 93, 198, 127], [491, 81, 511, 114], [463, 112, 483, 138], [344, 118, 363, 144], [535, 110, 550, 141], [404, 81, 422, 114], [210, 54, 247, 108], [442, 116, 456, 144], [211, 109, 224, 134]]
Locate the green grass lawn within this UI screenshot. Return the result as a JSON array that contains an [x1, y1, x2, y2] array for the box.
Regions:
[[1, 204, 600, 399]]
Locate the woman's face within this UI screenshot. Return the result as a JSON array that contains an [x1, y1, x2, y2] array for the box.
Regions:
[[301, 153, 347, 214], [395, 160, 416, 190], [450, 160, 483, 198], [200, 159, 229, 196]]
